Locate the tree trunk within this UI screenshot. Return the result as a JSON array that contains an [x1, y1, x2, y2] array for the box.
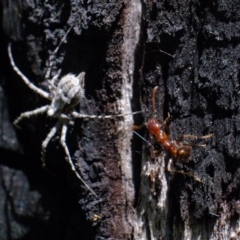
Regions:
[[1, 0, 240, 239]]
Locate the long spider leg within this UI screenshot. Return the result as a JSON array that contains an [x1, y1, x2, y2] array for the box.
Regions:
[[60, 121, 97, 197], [45, 26, 73, 81], [132, 130, 153, 148], [14, 105, 49, 127], [41, 121, 61, 168], [71, 110, 142, 119], [8, 43, 50, 100]]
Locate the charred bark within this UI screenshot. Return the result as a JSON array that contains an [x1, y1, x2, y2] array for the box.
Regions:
[[0, 0, 240, 240], [135, 1, 240, 239]]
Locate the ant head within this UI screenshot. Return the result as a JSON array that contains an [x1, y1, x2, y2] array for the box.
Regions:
[[147, 118, 162, 136]]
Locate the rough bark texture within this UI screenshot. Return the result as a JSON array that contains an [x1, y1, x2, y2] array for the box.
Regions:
[[1, 0, 240, 240], [135, 1, 240, 240]]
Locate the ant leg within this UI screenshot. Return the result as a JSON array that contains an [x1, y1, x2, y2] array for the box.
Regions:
[[163, 113, 171, 125], [176, 133, 213, 142], [41, 121, 61, 168], [163, 112, 171, 134], [167, 159, 201, 182], [60, 121, 97, 197], [181, 134, 212, 140], [192, 143, 207, 147], [8, 43, 50, 100], [132, 123, 145, 130], [14, 105, 49, 127]]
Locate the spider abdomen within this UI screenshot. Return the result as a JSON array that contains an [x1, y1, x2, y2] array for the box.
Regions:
[[58, 74, 83, 104]]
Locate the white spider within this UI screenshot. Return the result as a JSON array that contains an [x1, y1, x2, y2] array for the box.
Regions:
[[8, 43, 141, 197]]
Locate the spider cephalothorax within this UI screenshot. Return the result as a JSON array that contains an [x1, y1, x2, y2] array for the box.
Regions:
[[47, 72, 85, 117], [8, 43, 140, 197]]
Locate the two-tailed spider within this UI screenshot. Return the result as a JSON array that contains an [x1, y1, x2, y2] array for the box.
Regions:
[[8, 30, 141, 197], [133, 86, 212, 181]]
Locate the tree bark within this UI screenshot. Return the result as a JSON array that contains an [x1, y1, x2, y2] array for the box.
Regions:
[[1, 0, 240, 239]]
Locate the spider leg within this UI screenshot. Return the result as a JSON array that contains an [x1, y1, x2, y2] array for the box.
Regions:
[[14, 105, 49, 127], [45, 26, 73, 81], [8, 43, 50, 100], [60, 121, 97, 197], [47, 69, 61, 94], [41, 121, 61, 169], [71, 110, 142, 119]]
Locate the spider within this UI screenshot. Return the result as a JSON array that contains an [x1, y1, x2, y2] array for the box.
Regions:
[[8, 41, 141, 197]]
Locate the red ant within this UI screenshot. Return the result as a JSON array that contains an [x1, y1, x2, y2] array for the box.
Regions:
[[133, 86, 212, 181]]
